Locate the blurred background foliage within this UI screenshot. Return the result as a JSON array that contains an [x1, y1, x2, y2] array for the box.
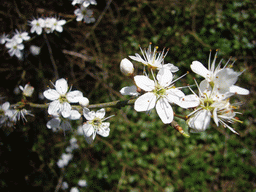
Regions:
[[0, 0, 255, 191]]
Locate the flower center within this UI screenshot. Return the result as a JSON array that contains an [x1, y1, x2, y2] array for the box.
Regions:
[[59, 95, 68, 103], [90, 117, 102, 129], [153, 83, 166, 97], [201, 97, 214, 111]]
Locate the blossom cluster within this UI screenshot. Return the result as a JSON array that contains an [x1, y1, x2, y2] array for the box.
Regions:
[[30, 17, 66, 35], [0, 30, 30, 59], [120, 44, 249, 134], [44, 78, 112, 144], [72, 0, 97, 23], [0, 84, 34, 127], [0, 0, 97, 59], [186, 51, 249, 134]]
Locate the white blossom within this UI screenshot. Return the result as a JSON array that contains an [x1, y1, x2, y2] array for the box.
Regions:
[[129, 43, 177, 71], [19, 83, 34, 97], [57, 153, 73, 168], [82, 108, 111, 144], [46, 110, 81, 132], [0, 102, 14, 126], [74, 6, 95, 23], [5, 40, 24, 59], [43, 78, 85, 118], [78, 179, 87, 187], [12, 30, 30, 44], [133, 69, 187, 124], [191, 51, 249, 98], [82, 0, 97, 8], [0, 33, 10, 44], [30, 18, 45, 35]]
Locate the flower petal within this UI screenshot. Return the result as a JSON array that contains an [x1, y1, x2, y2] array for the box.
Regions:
[[134, 75, 155, 91], [179, 94, 200, 108], [47, 117, 61, 129], [96, 108, 105, 119], [191, 61, 209, 79], [166, 88, 185, 104], [69, 110, 81, 120], [48, 100, 61, 115], [67, 90, 83, 103], [120, 85, 139, 96], [82, 123, 94, 137], [229, 85, 249, 95], [61, 102, 72, 118], [155, 98, 173, 124], [83, 107, 95, 120], [157, 68, 173, 87], [97, 122, 110, 137], [134, 92, 156, 112], [43, 89, 60, 100], [55, 78, 68, 95], [188, 109, 211, 133]]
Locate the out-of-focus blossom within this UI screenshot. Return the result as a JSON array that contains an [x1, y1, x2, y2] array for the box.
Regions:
[[19, 83, 34, 97], [74, 6, 95, 23], [30, 45, 41, 55], [30, 18, 45, 35]]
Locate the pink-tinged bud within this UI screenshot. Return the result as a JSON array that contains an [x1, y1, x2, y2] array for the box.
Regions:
[[120, 58, 134, 76], [19, 84, 34, 97]]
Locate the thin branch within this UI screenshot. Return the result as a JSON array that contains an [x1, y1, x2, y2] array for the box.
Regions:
[[85, 0, 113, 40], [43, 33, 59, 80]]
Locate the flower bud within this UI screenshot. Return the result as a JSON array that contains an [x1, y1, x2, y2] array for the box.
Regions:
[[78, 97, 89, 107], [120, 58, 134, 76]]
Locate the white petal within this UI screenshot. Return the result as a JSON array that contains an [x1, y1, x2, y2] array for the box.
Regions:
[[166, 88, 185, 104], [155, 98, 173, 124], [69, 110, 81, 120], [58, 20, 66, 25], [120, 85, 139, 96], [82, 123, 94, 137], [188, 109, 211, 133], [199, 80, 212, 95], [162, 63, 179, 73], [46, 117, 61, 129], [191, 61, 209, 79], [61, 121, 72, 131], [2, 102, 10, 110], [213, 108, 219, 126], [95, 108, 105, 119], [178, 94, 200, 108], [83, 107, 95, 120], [156, 68, 173, 87], [55, 78, 68, 95], [67, 90, 83, 103], [134, 75, 155, 91], [97, 122, 110, 137], [61, 102, 72, 118], [229, 85, 249, 95], [48, 100, 61, 115], [85, 135, 94, 144], [134, 92, 156, 112], [215, 68, 239, 89]]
